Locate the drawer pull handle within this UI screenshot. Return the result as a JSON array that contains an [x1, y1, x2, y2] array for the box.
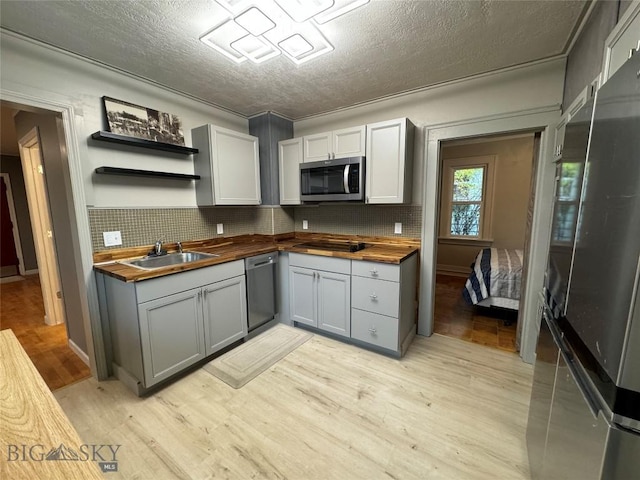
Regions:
[[370, 293, 378, 299], [369, 327, 377, 334], [370, 269, 379, 276]]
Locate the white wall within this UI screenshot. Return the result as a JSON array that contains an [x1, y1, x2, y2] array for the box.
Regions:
[[293, 58, 566, 204], [0, 31, 248, 208]]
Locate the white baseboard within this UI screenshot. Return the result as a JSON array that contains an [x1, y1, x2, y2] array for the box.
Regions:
[[436, 264, 470, 277], [0, 275, 25, 284], [68, 339, 90, 366], [25, 269, 39, 275]]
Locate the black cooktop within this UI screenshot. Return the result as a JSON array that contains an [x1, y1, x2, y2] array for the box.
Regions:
[[296, 241, 367, 253]]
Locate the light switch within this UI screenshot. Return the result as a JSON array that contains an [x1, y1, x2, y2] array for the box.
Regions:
[[394, 222, 402, 234], [302, 220, 308, 230], [103, 231, 122, 247], [217, 223, 224, 234]]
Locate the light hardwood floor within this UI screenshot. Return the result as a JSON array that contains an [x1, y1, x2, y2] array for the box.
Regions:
[[55, 332, 533, 480]]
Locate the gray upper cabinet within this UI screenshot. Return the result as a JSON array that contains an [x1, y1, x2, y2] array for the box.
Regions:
[[289, 253, 351, 338], [601, 4, 640, 84], [365, 117, 414, 204], [278, 137, 303, 205], [303, 125, 366, 162], [192, 124, 261, 205]]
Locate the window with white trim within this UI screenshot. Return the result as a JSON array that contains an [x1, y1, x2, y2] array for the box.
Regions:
[[439, 156, 495, 241]]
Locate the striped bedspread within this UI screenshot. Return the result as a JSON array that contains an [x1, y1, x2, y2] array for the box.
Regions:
[[463, 248, 524, 305]]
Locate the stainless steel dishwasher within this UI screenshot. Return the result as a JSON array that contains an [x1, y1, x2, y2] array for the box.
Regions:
[[244, 252, 278, 331]]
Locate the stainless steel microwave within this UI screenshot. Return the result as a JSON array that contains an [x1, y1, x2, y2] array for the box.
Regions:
[[300, 156, 365, 202]]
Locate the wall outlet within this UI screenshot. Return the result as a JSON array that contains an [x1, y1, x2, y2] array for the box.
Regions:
[[103, 231, 122, 247], [302, 220, 308, 230], [394, 222, 402, 234], [217, 223, 224, 234]]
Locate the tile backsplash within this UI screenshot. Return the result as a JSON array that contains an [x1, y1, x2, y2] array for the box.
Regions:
[[88, 204, 420, 251], [293, 204, 422, 238]]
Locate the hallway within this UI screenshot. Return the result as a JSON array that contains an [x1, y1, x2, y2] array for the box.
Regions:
[[0, 275, 90, 390]]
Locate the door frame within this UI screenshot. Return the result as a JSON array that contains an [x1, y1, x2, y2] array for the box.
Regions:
[[419, 106, 560, 363], [0, 172, 26, 276], [1, 89, 105, 379], [18, 128, 67, 326]]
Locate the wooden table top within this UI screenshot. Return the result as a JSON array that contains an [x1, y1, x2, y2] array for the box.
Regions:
[[93, 233, 420, 283], [0, 329, 105, 479]]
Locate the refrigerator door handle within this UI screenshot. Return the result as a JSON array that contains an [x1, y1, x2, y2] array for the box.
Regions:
[[558, 346, 601, 419]]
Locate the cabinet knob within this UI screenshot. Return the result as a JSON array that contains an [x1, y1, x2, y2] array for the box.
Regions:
[[369, 327, 377, 334], [370, 293, 378, 300], [370, 269, 379, 276]]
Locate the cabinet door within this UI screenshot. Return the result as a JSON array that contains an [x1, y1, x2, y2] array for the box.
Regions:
[[202, 275, 248, 355], [366, 118, 411, 204], [278, 138, 303, 205], [333, 125, 366, 158], [317, 271, 351, 337], [303, 132, 332, 162], [602, 4, 640, 83], [211, 126, 261, 205], [289, 266, 316, 326], [138, 288, 205, 387]]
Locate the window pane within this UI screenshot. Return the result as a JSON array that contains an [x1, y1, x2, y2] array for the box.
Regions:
[[453, 167, 484, 202], [558, 162, 582, 201], [450, 203, 481, 236], [552, 204, 577, 242]]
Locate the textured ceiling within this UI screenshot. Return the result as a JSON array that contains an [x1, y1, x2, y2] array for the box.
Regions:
[[0, 0, 589, 119]]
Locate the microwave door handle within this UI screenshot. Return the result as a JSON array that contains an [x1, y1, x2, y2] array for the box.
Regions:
[[343, 165, 351, 194]]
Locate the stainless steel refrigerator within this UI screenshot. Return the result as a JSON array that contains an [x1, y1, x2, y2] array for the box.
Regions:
[[526, 51, 640, 479]]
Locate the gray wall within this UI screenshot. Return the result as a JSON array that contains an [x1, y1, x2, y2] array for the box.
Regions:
[[0, 154, 37, 270], [14, 111, 87, 353], [563, 0, 630, 109]]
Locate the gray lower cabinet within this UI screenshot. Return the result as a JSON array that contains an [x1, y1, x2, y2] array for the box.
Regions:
[[350, 254, 418, 356], [138, 288, 206, 386], [202, 275, 247, 355], [289, 253, 351, 338], [99, 260, 247, 393]]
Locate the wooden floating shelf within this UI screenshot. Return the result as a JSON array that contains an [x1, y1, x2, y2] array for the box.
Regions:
[[91, 131, 199, 154], [95, 166, 200, 180]]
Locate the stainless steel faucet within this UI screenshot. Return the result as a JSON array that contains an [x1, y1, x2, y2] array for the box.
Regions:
[[154, 239, 163, 256], [177, 241, 183, 253]]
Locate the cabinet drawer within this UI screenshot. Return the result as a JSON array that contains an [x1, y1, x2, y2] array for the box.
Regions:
[[352, 260, 399, 282], [352, 276, 399, 318], [351, 308, 398, 351], [289, 252, 351, 274]]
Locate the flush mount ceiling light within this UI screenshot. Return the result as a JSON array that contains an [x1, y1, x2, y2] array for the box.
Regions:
[[200, 0, 369, 65], [234, 7, 276, 36]]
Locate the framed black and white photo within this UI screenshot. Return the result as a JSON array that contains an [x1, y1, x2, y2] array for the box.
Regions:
[[102, 96, 185, 146]]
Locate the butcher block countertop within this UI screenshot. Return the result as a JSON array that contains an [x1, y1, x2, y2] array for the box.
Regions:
[[0, 329, 104, 479], [94, 233, 420, 283]]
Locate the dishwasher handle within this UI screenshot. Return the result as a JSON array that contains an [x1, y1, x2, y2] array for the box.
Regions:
[[245, 253, 278, 270]]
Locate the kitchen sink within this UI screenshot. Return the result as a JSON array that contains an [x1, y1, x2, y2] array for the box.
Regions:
[[121, 251, 219, 270]]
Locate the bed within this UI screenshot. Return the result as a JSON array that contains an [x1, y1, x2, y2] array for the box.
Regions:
[[463, 248, 523, 311]]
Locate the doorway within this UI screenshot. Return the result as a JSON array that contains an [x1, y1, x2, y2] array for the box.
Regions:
[[0, 173, 24, 279], [418, 107, 559, 364], [433, 133, 537, 353], [0, 102, 91, 389]]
